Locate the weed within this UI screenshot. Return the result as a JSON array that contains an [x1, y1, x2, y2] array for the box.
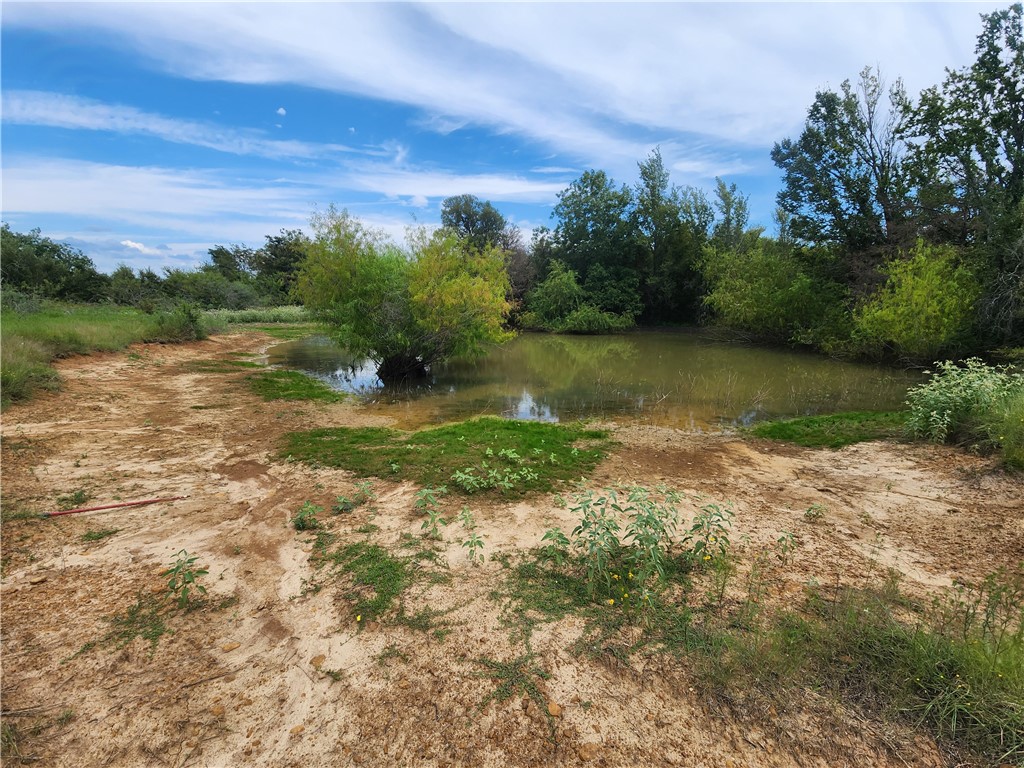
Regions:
[[56, 489, 89, 511], [315, 542, 411, 621], [164, 549, 208, 609], [81, 528, 119, 543], [474, 653, 554, 735], [291, 501, 323, 531], [420, 508, 448, 540], [804, 503, 827, 522], [688, 503, 733, 565], [414, 486, 447, 516], [775, 532, 797, 565], [376, 644, 411, 666], [538, 527, 570, 566]]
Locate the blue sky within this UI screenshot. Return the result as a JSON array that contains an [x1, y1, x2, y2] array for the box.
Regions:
[[0, 2, 1005, 274]]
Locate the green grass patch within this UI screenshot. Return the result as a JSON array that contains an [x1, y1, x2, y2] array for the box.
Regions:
[[750, 411, 906, 448], [246, 370, 346, 402], [315, 541, 412, 621], [281, 416, 611, 495], [243, 323, 316, 340], [81, 528, 119, 542], [1, 303, 212, 408]]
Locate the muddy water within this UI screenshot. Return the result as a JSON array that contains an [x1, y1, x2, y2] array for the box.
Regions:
[[266, 331, 921, 429]]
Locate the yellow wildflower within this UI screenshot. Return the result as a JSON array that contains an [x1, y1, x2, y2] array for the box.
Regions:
[[607, 598, 615, 606]]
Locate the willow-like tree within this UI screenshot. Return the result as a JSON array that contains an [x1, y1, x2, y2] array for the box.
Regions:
[[295, 207, 512, 382]]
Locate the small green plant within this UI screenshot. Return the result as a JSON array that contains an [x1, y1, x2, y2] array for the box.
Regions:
[[539, 527, 570, 566], [56, 489, 89, 511], [804, 503, 826, 522], [81, 528, 119, 542], [458, 507, 485, 565], [163, 550, 208, 609], [689, 503, 733, 565], [570, 491, 622, 597], [775, 531, 797, 565], [414, 486, 446, 516], [292, 501, 323, 531], [420, 508, 448, 540]]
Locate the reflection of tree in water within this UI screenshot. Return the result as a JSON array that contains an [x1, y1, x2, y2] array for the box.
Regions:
[[268, 331, 921, 428]]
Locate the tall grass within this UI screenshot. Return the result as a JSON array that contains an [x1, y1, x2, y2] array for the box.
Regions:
[[202, 305, 309, 324], [1, 303, 207, 408]]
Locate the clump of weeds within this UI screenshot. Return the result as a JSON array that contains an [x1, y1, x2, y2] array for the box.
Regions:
[[292, 501, 323, 531]]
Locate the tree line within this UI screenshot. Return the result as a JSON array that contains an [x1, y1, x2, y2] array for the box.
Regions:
[[3, 4, 1020, 372]]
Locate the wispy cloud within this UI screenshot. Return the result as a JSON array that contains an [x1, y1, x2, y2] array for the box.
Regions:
[[1, 2, 1003, 183], [1, 90, 355, 161]]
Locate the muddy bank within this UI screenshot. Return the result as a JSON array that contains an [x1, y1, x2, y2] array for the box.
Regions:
[[2, 333, 1020, 767]]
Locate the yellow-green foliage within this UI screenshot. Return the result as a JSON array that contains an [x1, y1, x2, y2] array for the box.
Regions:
[[699, 241, 834, 342], [296, 207, 511, 378], [855, 241, 979, 362]]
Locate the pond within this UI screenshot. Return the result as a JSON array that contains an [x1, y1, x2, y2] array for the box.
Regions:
[[265, 331, 921, 429]]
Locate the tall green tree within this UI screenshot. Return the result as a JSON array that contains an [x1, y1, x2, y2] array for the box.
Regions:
[[908, 4, 1024, 343], [295, 207, 511, 381], [772, 67, 913, 293], [0, 224, 109, 302]]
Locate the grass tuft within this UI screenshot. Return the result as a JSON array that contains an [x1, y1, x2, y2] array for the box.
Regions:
[[750, 411, 906, 448]]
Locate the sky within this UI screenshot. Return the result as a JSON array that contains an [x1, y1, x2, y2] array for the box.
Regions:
[[0, 1, 1007, 275]]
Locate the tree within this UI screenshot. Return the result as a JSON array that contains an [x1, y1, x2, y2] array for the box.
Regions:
[[440, 195, 512, 251], [207, 244, 256, 281], [552, 170, 637, 280], [908, 4, 1024, 343], [771, 67, 913, 292], [253, 229, 310, 300], [295, 207, 511, 381], [0, 224, 109, 302], [854, 241, 980, 362], [632, 149, 706, 322]]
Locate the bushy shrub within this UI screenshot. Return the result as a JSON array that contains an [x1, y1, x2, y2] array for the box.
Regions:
[[906, 358, 1024, 464], [557, 304, 633, 334], [143, 303, 208, 343], [854, 242, 979, 363], [699, 240, 836, 342]]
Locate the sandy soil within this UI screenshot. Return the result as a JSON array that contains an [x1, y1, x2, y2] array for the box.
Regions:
[[2, 332, 1021, 767]]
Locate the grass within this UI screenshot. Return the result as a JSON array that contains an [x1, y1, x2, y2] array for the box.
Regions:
[[242, 323, 316, 340], [750, 411, 907, 448], [246, 370, 346, 402], [1, 302, 210, 408], [281, 416, 612, 496], [499, 530, 1023, 765], [312, 540, 413, 622], [203, 305, 309, 324]]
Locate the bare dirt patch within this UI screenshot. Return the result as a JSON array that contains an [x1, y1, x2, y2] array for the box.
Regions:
[[2, 333, 1020, 767]]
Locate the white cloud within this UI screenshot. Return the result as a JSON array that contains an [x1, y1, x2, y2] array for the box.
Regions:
[[1, 90, 357, 161], [276, 106, 287, 116], [119, 239, 163, 256], [1, 2, 1004, 183]]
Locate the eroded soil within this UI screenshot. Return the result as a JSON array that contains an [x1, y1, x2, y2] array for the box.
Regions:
[[2, 333, 1021, 767]]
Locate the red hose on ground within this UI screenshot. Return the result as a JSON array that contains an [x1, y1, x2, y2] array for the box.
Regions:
[[41, 496, 188, 518]]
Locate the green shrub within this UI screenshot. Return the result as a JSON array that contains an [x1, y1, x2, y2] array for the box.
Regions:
[[905, 358, 1023, 448], [854, 241, 979, 363], [143, 303, 208, 343], [700, 240, 837, 343], [981, 386, 1024, 468], [557, 304, 633, 334]]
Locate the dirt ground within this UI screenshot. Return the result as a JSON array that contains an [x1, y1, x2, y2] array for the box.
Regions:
[[2, 332, 1021, 767]]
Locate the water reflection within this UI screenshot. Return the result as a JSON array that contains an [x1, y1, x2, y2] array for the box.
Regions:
[[265, 331, 921, 429]]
